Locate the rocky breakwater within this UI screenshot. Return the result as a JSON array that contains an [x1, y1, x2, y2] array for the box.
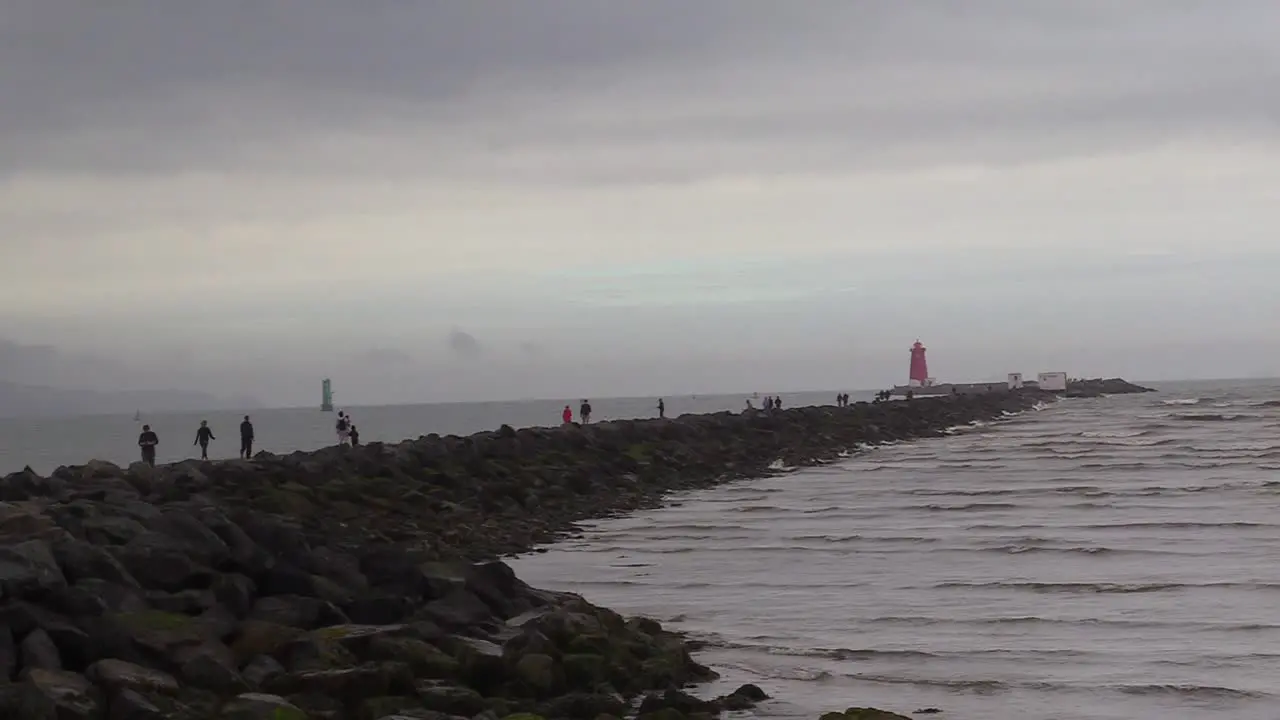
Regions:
[[0, 478, 755, 720], [0, 387, 1068, 720], [1064, 377, 1155, 398]]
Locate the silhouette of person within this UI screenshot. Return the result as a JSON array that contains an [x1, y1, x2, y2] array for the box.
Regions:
[[194, 420, 215, 460], [138, 425, 159, 467], [239, 416, 255, 458]]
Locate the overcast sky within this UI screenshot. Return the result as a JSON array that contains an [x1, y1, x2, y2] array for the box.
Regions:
[[2, 1, 1279, 405]]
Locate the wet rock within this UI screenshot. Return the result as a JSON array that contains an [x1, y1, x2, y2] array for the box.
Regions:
[[265, 663, 409, 705], [248, 596, 347, 631], [276, 634, 358, 673], [211, 574, 258, 618], [0, 626, 16, 681], [365, 635, 458, 679], [414, 682, 487, 717], [512, 653, 561, 697], [535, 692, 627, 719], [417, 591, 494, 630], [637, 689, 717, 717], [229, 621, 303, 666], [174, 642, 248, 694], [19, 628, 62, 671], [112, 532, 214, 592], [6, 667, 104, 719], [241, 655, 285, 690], [345, 595, 415, 625], [107, 688, 165, 720], [0, 540, 67, 598], [820, 710, 913, 720], [714, 682, 769, 710], [87, 658, 181, 695], [108, 610, 211, 657], [218, 692, 307, 720], [0, 504, 58, 542]]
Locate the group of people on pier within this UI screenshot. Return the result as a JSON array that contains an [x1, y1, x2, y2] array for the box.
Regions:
[[134, 411, 361, 467], [136, 415, 256, 467]]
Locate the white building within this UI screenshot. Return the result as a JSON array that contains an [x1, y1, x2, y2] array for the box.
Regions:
[[1037, 372, 1068, 391]]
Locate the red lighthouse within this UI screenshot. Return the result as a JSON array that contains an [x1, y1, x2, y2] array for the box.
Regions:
[[909, 340, 929, 387]]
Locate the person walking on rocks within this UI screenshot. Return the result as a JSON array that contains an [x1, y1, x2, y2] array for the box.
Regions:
[[193, 420, 215, 460], [580, 399, 592, 424], [137, 424, 159, 467], [239, 415, 255, 458], [657, 398, 665, 418], [562, 405, 573, 424]]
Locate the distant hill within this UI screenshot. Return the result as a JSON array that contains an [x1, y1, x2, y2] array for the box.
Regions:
[[0, 380, 261, 418]]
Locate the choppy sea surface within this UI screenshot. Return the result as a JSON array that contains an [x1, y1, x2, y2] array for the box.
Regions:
[[509, 379, 1280, 720]]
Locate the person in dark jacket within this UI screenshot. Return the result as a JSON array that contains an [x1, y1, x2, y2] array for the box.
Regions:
[[193, 420, 215, 460], [138, 425, 159, 467], [239, 416, 255, 458], [349, 424, 360, 447]]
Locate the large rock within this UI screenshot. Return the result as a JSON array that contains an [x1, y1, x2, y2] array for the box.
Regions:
[[1, 668, 103, 719], [0, 540, 67, 599]]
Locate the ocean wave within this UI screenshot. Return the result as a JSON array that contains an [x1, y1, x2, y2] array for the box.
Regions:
[[923, 503, 1019, 512], [906, 487, 1022, 497], [1078, 429, 1152, 438], [985, 544, 1114, 555], [843, 674, 1264, 700], [1173, 413, 1254, 422], [861, 615, 1280, 631], [1112, 684, 1264, 700], [963, 520, 1271, 531], [933, 580, 1280, 594], [1159, 397, 1205, 405], [1077, 462, 1152, 470]]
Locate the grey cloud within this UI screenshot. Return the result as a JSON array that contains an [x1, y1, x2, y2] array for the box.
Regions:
[[5, 1, 1278, 180]]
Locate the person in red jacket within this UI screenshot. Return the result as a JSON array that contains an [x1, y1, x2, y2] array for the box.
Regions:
[[562, 405, 573, 424]]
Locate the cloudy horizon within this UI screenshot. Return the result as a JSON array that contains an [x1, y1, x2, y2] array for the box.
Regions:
[[3, 1, 1279, 406]]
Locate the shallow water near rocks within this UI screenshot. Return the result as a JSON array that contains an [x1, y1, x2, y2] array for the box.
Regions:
[[510, 379, 1280, 720]]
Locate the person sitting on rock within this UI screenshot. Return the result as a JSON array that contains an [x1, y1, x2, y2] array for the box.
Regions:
[[137, 424, 159, 467], [239, 415, 254, 458], [580, 399, 592, 424], [193, 420, 215, 460], [562, 405, 573, 424]]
